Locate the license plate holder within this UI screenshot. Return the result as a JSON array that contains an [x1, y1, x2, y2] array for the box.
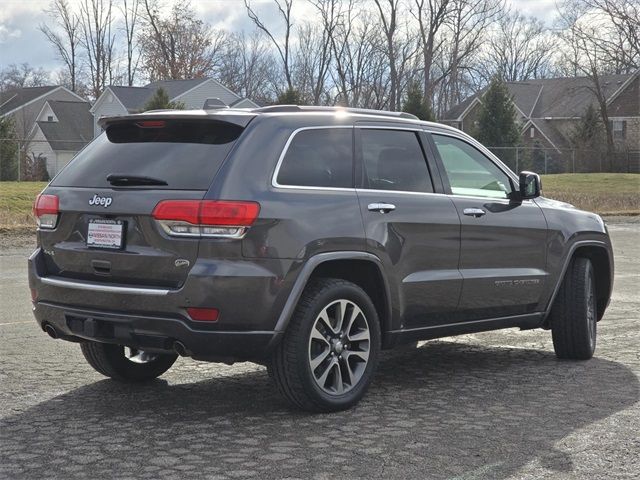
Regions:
[[87, 219, 125, 250]]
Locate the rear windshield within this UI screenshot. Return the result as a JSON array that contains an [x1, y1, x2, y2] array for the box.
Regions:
[[52, 120, 244, 190]]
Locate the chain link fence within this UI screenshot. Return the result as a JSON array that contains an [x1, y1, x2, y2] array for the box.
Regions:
[[1, 138, 639, 182], [488, 146, 640, 174]]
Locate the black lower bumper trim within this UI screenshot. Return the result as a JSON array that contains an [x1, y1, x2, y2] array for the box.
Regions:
[[34, 301, 279, 361]]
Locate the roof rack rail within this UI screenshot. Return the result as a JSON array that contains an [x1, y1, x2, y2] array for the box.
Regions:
[[252, 105, 419, 120]]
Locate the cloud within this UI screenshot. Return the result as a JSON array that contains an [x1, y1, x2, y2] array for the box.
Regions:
[[0, 24, 22, 43]]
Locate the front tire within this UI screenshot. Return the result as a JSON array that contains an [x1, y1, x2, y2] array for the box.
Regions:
[[550, 257, 597, 360], [269, 278, 381, 412], [80, 342, 178, 382]]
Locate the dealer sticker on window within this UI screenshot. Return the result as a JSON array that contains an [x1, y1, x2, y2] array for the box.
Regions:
[[87, 219, 124, 249]]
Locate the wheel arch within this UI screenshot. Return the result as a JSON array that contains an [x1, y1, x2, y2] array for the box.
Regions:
[[274, 252, 394, 341], [544, 241, 613, 323]]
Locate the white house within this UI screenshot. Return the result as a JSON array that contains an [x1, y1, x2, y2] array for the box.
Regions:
[[91, 78, 259, 137], [28, 100, 93, 178]]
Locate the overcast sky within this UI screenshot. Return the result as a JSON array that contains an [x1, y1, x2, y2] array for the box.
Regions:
[[0, 0, 559, 78]]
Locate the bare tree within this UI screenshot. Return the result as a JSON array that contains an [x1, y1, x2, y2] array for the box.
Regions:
[[556, 0, 621, 164], [436, 0, 502, 115], [79, 0, 116, 99], [580, 0, 640, 72], [481, 12, 554, 82], [218, 31, 277, 104], [120, 0, 140, 86], [412, 0, 451, 101], [0, 64, 50, 92], [293, 22, 333, 104], [373, 0, 400, 110], [140, 0, 226, 81], [40, 0, 81, 92], [244, 0, 294, 92]]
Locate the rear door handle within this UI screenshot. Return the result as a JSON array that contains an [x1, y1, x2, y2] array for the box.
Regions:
[[463, 208, 486, 218], [368, 203, 396, 213]]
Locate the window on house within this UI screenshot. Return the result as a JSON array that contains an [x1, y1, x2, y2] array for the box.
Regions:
[[530, 127, 535, 138], [47, 116, 54, 122], [612, 120, 626, 139]]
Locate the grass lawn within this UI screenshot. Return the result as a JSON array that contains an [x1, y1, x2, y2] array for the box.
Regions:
[[0, 182, 46, 232], [541, 173, 640, 215], [0, 174, 638, 233]]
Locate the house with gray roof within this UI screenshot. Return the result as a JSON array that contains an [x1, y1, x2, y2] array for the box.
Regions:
[[91, 78, 259, 137], [28, 100, 93, 177], [441, 71, 640, 170], [0, 85, 86, 139]]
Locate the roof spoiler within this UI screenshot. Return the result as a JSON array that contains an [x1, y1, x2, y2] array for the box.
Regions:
[[97, 110, 256, 129]]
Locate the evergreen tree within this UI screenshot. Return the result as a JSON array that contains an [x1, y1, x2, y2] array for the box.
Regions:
[[0, 116, 19, 181], [276, 88, 302, 105], [403, 82, 434, 121], [571, 103, 606, 171], [143, 88, 185, 112], [476, 76, 520, 147], [571, 104, 604, 147]]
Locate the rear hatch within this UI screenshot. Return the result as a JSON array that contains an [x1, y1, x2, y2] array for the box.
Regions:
[[37, 115, 249, 289]]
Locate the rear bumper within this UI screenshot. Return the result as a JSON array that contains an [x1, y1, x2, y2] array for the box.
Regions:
[[32, 301, 279, 361], [28, 248, 292, 361]]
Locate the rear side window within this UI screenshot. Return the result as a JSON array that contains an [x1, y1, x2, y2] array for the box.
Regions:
[[52, 120, 243, 190], [276, 128, 353, 188], [360, 129, 433, 193]]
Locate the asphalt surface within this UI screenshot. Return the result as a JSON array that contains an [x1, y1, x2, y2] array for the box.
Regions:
[[0, 223, 638, 480]]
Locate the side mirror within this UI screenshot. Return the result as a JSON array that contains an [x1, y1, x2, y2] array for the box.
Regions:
[[519, 171, 541, 199]]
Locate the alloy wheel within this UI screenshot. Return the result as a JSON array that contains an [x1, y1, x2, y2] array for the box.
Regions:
[[307, 299, 371, 395]]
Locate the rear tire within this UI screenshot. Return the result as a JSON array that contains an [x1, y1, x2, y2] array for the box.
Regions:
[[550, 257, 597, 360], [81, 342, 177, 382], [269, 278, 381, 412]]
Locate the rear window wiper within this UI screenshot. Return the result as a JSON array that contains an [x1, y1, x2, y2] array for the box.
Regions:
[[106, 174, 168, 186]]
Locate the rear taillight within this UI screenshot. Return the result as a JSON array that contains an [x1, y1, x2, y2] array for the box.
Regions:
[[152, 200, 260, 238], [33, 194, 59, 229]]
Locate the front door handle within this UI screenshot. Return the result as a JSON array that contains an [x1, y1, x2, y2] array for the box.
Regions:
[[463, 207, 486, 218], [368, 203, 396, 213]]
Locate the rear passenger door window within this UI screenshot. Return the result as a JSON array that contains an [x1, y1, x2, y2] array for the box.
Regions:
[[359, 129, 434, 193], [275, 128, 353, 188]]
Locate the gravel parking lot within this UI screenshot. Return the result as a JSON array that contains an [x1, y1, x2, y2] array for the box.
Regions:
[[1, 222, 638, 480]]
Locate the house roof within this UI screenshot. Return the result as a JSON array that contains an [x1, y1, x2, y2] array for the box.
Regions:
[[526, 74, 631, 118], [525, 118, 571, 151], [0, 86, 60, 116], [442, 73, 635, 121], [146, 78, 209, 99], [106, 78, 215, 112], [442, 93, 480, 121], [37, 100, 93, 151]]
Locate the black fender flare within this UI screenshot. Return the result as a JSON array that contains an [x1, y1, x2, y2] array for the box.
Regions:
[[272, 251, 393, 335], [543, 239, 613, 320]]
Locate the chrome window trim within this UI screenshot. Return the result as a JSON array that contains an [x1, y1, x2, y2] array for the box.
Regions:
[[270, 123, 519, 196], [41, 276, 170, 296], [271, 125, 356, 191], [271, 124, 428, 192], [355, 188, 447, 198]]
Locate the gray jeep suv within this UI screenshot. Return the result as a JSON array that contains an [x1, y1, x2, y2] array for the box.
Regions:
[[29, 106, 614, 412]]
